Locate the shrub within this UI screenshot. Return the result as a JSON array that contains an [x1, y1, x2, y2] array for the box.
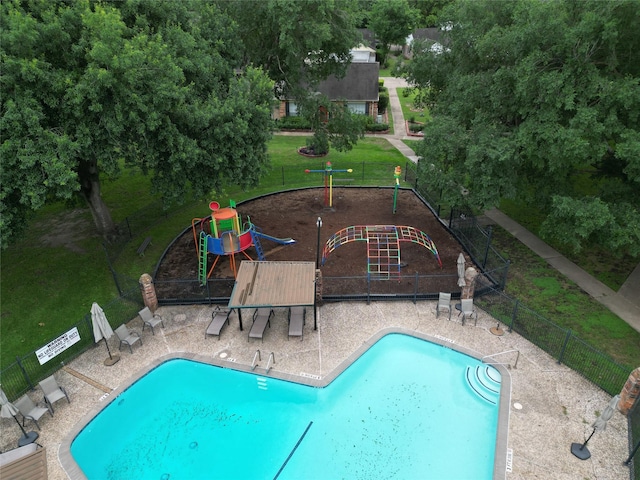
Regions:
[[409, 122, 424, 133], [378, 79, 385, 88], [274, 116, 312, 130], [378, 91, 389, 114], [366, 122, 389, 132]]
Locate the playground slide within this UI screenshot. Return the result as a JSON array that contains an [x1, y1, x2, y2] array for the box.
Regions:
[[253, 231, 296, 245]]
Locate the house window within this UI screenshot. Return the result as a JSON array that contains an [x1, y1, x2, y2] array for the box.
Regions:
[[287, 102, 299, 117], [347, 102, 367, 115]]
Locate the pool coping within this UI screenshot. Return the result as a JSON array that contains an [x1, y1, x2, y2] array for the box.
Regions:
[[58, 327, 511, 480]]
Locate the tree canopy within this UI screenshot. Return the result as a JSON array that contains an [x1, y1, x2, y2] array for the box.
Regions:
[[405, 0, 640, 256], [1, 0, 275, 246], [369, 0, 417, 66], [218, 0, 362, 99]]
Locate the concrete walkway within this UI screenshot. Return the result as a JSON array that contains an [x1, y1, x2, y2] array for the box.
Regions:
[[379, 77, 640, 334]]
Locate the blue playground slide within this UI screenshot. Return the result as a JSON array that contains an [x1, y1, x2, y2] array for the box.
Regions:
[[253, 231, 296, 245]]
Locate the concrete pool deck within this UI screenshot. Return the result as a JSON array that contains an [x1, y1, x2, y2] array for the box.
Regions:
[[0, 301, 630, 479]]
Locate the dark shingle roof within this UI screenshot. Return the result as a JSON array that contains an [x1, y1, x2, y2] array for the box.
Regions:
[[316, 62, 379, 102]]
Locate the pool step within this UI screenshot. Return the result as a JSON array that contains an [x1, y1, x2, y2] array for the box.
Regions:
[[256, 377, 268, 390], [465, 365, 501, 405]]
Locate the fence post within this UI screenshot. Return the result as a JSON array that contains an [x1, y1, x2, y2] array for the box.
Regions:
[[501, 260, 511, 290], [413, 272, 419, 304], [15, 355, 34, 390], [102, 243, 123, 296], [125, 217, 132, 238], [282, 166, 285, 186], [361, 161, 365, 182], [558, 329, 572, 364], [449, 208, 454, 229], [482, 225, 493, 269], [509, 299, 519, 332]]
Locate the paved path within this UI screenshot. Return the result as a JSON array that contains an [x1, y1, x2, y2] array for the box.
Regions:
[[379, 77, 640, 333]]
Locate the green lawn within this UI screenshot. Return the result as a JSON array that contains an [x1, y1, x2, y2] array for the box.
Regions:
[[397, 87, 431, 123]]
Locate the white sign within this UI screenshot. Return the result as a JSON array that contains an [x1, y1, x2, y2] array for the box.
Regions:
[[35, 327, 81, 365]]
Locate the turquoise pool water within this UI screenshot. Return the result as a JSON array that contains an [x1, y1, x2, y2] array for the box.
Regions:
[[71, 334, 501, 479]]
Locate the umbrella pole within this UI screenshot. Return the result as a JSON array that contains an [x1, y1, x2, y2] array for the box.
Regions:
[[12, 415, 39, 446], [571, 428, 595, 460], [103, 338, 120, 366]]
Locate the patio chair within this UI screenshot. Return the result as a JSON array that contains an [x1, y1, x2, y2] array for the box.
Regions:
[[288, 307, 306, 340], [115, 324, 142, 353], [249, 308, 273, 342], [38, 375, 70, 414], [206, 306, 232, 339], [458, 298, 478, 326], [13, 395, 50, 430], [138, 306, 165, 335], [436, 292, 452, 320]]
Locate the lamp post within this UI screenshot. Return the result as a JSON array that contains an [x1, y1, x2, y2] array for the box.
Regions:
[[316, 217, 323, 269]]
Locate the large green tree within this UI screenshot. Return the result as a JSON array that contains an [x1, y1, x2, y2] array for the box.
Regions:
[[405, 0, 640, 256], [219, 0, 362, 98], [218, 0, 367, 155], [1, 0, 275, 246], [369, 0, 417, 66]]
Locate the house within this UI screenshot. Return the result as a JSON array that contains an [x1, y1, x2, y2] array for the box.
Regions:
[[275, 45, 380, 121]]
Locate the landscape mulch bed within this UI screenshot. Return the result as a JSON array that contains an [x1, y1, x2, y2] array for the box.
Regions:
[[155, 188, 471, 298]]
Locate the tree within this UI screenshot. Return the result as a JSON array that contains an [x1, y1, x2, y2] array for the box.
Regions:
[[1, 0, 275, 247], [404, 0, 640, 256], [369, 0, 417, 66], [408, 0, 453, 27], [219, 0, 362, 99]]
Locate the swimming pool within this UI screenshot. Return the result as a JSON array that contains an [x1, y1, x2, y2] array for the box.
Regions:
[[70, 333, 506, 479]]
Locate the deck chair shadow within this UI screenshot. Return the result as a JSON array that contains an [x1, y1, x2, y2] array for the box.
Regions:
[[115, 324, 142, 353], [14, 395, 51, 430], [206, 306, 232, 340], [458, 298, 478, 326], [38, 375, 70, 414], [138, 307, 164, 335], [249, 308, 273, 342], [436, 292, 452, 320], [288, 307, 306, 340]]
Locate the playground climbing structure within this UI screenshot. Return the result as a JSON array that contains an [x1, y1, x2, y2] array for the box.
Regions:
[[321, 225, 442, 280], [192, 201, 295, 284]]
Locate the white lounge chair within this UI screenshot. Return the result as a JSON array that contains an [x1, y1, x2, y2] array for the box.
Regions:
[[288, 307, 306, 340], [13, 395, 50, 430], [138, 307, 164, 335], [436, 292, 451, 320], [38, 375, 70, 414], [115, 324, 142, 353]]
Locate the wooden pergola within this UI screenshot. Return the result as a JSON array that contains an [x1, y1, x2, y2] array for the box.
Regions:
[[227, 261, 318, 330]]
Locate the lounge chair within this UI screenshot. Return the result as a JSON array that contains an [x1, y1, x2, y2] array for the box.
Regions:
[[138, 307, 165, 335], [249, 308, 273, 342], [288, 307, 306, 340], [115, 324, 142, 353], [436, 292, 452, 320], [458, 298, 478, 326], [206, 306, 232, 339], [38, 375, 70, 414], [13, 395, 50, 430]]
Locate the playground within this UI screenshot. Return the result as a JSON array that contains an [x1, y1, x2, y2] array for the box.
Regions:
[[155, 188, 471, 296]]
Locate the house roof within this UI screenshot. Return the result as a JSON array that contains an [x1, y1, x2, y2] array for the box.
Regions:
[[413, 28, 442, 43], [316, 62, 379, 102]]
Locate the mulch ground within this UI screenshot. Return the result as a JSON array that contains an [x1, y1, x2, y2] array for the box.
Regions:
[[155, 188, 470, 297]]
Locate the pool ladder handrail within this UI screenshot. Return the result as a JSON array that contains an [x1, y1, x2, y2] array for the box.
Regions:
[[265, 352, 275, 374], [481, 349, 520, 369], [251, 349, 261, 371]]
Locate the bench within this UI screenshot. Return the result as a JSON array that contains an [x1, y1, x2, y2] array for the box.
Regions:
[[137, 236, 153, 257]]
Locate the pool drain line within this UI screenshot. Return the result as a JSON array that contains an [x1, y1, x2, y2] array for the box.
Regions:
[[273, 421, 313, 480]]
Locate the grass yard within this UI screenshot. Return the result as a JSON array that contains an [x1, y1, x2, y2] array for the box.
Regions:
[[397, 87, 431, 123]]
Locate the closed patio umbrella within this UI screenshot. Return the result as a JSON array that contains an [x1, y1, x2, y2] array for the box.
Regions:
[[1, 386, 39, 446], [571, 394, 620, 460], [91, 302, 120, 366], [457, 253, 466, 287]]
